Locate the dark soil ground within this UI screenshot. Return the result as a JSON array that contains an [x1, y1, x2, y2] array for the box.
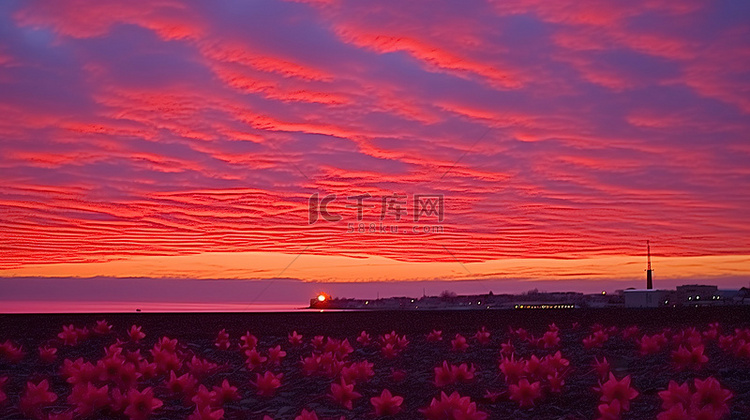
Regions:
[[1, 307, 750, 419]]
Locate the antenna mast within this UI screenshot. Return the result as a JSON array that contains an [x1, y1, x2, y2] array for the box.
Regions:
[[646, 240, 653, 289]]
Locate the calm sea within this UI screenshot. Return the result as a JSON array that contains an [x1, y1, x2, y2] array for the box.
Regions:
[[0, 301, 314, 313]]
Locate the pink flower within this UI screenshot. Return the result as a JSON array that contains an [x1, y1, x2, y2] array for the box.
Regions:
[[371, 389, 403, 416], [20, 379, 58, 418], [509, 379, 542, 408], [165, 370, 198, 396], [188, 356, 219, 378], [67, 383, 109, 417], [499, 354, 525, 384], [426, 330, 443, 342], [474, 327, 491, 345], [128, 325, 146, 342], [93, 319, 112, 335], [596, 399, 621, 420], [288, 331, 303, 346], [451, 334, 468, 351], [191, 385, 217, 409], [420, 391, 487, 420], [251, 371, 283, 397], [58, 324, 79, 346], [329, 378, 362, 410], [671, 345, 708, 371], [595, 373, 639, 411], [0, 340, 24, 363], [547, 371, 565, 393], [453, 363, 476, 383], [241, 331, 258, 350], [212, 379, 240, 404], [594, 356, 610, 380], [214, 329, 230, 350], [301, 353, 320, 376], [540, 331, 560, 349], [656, 404, 690, 420], [188, 405, 225, 420], [295, 409, 319, 420], [390, 368, 407, 382], [622, 326, 640, 340], [341, 360, 375, 384], [245, 348, 267, 370], [381, 343, 399, 359], [638, 333, 667, 355], [39, 345, 57, 363], [500, 339, 514, 356], [658, 380, 691, 410], [356, 331, 371, 346], [691, 377, 732, 416], [267, 345, 287, 365], [124, 387, 162, 420], [434, 360, 457, 387], [0, 376, 7, 404]]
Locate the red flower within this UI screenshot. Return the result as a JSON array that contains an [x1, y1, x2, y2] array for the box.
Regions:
[[656, 404, 690, 420], [434, 360, 457, 387], [0, 340, 24, 363], [20, 379, 58, 418], [500, 339, 514, 356], [61, 357, 98, 385], [245, 348, 267, 370], [594, 356, 610, 380], [540, 331, 560, 349], [58, 325, 79, 346], [124, 387, 162, 420], [94, 319, 112, 335], [596, 399, 621, 420], [212, 379, 240, 404], [188, 356, 218, 378], [671, 345, 708, 371], [454, 363, 476, 383], [295, 409, 319, 420], [595, 373, 639, 411], [638, 333, 666, 355], [311, 335, 325, 350], [154, 336, 179, 352], [622, 326, 640, 340], [451, 334, 468, 352], [128, 325, 146, 342], [284, 330, 302, 346], [371, 389, 403, 416], [67, 383, 109, 417], [214, 329, 230, 350], [658, 380, 691, 410], [482, 389, 502, 403], [191, 385, 217, 409], [390, 368, 407, 382], [39, 345, 57, 363], [499, 354, 525, 384], [329, 378, 361, 409], [381, 343, 399, 359], [690, 377, 732, 416], [543, 351, 570, 372], [420, 391, 487, 420], [512, 328, 529, 341], [241, 331, 258, 350], [301, 353, 320, 376], [508, 379, 542, 408], [426, 330, 443, 342], [341, 360, 375, 384], [165, 370, 198, 396], [547, 371, 565, 393], [356, 331, 371, 346], [0, 376, 7, 405], [188, 405, 225, 420], [251, 371, 283, 397], [151, 348, 182, 374], [268, 345, 287, 365], [474, 327, 491, 345]]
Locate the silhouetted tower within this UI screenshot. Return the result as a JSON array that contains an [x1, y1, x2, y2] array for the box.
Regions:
[[646, 240, 653, 289]]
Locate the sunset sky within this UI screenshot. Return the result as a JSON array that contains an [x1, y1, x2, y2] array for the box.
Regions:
[[1, 0, 749, 303]]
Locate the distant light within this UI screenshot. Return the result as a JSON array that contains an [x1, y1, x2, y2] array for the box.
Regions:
[[410, 299, 414, 303], [602, 291, 606, 295], [317, 294, 326, 302], [696, 296, 700, 300], [365, 301, 369, 304]]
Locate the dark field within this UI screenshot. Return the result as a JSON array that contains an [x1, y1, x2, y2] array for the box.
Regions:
[[1, 307, 749, 419]]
